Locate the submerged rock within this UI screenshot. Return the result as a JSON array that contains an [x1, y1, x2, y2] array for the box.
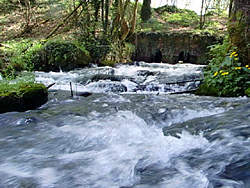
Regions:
[[0, 83, 48, 113]]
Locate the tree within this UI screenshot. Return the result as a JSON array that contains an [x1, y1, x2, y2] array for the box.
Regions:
[[200, 0, 205, 29], [228, 0, 250, 65], [200, 0, 213, 29], [141, 0, 151, 22]]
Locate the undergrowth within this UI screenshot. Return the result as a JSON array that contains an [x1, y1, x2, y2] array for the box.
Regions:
[[198, 37, 250, 97]]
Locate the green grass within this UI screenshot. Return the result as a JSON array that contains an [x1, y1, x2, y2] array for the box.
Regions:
[[139, 18, 169, 32], [162, 10, 199, 27], [137, 5, 226, 36]]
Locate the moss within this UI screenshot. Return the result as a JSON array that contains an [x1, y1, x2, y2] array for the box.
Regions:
[[0, 83, 48, 113]]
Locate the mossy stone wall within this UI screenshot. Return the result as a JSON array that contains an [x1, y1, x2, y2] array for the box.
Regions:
[[132, 32, 222, 64]]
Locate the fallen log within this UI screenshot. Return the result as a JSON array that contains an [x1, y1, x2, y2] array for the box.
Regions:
[[165, 79, 203, 85], [169, 89, 197, 95]]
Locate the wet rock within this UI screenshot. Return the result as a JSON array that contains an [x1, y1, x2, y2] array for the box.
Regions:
[[0, 84, 48, 113], [133, 85, 147, 92], [91, 74, 129, 82], [76, 92, 92, 97], [92, 82, 128, 93], [136, 70, 156, 77]]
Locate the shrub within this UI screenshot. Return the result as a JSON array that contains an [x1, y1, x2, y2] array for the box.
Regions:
[[197, 40, 250, 97], [32, 40, 91, 72], [82, 37, 111, 64], [155, 5, 179, 14], [0, 39, 44, 78]]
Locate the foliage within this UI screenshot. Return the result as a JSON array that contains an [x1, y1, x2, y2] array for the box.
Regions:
[[107, 42, 135, 64], [198, 0, 250, 97], [79, 36, 111, 64], [74, 0, 139, 64], [245, 88, 250, 97], [0, 39, 44, 78], [199, 40, 250, 97], [32, 39, 91, 71], [139, 18, 168, 32], [162, 9, 199, 27], [0, 38, 91, 76], [207, 37, 230, 65]]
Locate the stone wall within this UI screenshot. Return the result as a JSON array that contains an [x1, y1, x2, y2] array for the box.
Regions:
[[131, 32, 222, 64]]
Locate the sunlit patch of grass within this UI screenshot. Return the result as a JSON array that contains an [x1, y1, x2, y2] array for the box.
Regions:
[[162, 10, 199, 28]]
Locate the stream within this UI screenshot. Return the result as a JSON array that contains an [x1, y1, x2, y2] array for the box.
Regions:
[[0, 62, 249, 188]]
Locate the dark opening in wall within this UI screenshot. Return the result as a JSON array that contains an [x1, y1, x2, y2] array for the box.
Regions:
[[177, 51, 190, 63], [152, 49, 162, 63]]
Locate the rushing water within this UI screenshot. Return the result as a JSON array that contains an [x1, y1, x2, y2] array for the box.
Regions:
[[0, 62, 249, 188]]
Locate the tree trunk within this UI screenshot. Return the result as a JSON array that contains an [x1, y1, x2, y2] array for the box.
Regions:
[[228, 0, 233, 17], [200, 0, 205, 29], [141, 0, 151, 22], [130, 0, 139, 34], [228, 0, 250, 65], [104, 0, 110, 34], [101, 0, 105, 29]]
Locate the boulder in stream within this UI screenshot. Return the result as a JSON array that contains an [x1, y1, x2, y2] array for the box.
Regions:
[[0, 83, 48, 113]]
